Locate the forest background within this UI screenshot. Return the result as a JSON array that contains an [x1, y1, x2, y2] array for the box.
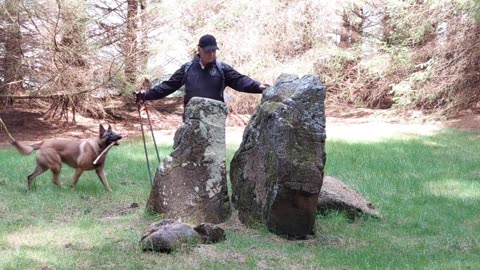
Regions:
[[1, 2, 480, 268], [1, 0, 480, 121]]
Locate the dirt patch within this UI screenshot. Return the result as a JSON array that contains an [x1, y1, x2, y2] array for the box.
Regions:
[[326, 107, 448, 141], [1, 99, 479, 148], [0, 97, 249, 147], [444, 112, 480, 131]]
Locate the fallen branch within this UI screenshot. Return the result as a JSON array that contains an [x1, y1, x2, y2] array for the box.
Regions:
[[93, 142, 116, 165], [0, 117, 15, 142], [0, 90, 91, 100]]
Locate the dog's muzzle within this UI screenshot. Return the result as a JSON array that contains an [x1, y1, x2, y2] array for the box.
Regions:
[[112, 135, 123, 145]]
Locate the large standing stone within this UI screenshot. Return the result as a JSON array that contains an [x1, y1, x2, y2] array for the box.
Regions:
[[146, 97, 230, 224], [230, 74, 326, 238]]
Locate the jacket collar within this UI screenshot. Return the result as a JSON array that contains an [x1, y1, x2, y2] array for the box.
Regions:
[[194, 54, 216, 69]]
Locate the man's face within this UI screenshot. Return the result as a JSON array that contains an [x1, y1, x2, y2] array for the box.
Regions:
[[199, 47, 217, 65]]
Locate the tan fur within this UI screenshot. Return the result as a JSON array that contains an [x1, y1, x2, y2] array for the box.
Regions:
[[11, 140, 42, 155], [11, 124, 121, 192]]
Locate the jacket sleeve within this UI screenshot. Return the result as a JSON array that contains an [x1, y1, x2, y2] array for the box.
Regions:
[[223, 63, 262, 94], [145, 64, 186, 101]]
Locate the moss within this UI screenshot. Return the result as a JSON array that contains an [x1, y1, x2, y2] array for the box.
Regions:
[[259, 101, 283, 114]]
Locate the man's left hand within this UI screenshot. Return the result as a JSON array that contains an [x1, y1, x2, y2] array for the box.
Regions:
[[259, 83, 271, 91], [134, 90, 147, 104]]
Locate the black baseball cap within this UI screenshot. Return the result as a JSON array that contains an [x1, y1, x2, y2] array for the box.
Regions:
[[198, 34, 219, 51]]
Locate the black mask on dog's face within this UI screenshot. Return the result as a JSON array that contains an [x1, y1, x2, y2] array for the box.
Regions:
[[100, 124, 122, 145], [106, 132, 122, 145]]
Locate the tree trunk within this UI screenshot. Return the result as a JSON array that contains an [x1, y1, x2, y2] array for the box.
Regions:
[[361, 1, 384, 57], [139, 0, 148, 74], [340, 11, 352, 47], [48, 0, 88, 124], [340, 6, 363, 48], [60, 10, 86, 67], [2, 0, 23, 101], [125, 0, 138, 85]]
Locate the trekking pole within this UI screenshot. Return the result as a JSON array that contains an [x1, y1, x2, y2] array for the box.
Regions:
[[136, 103, 154, 186], [143, 103, 161, 163]]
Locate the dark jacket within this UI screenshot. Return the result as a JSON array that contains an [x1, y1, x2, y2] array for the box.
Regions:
[[145, 55, 262, 106]]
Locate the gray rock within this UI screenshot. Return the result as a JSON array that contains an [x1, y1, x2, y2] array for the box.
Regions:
[[146, 97, 231, 224], [194, 223, 226, 244], [140, 219, 201, 253], [318, 176, 380, 219], [231, 74, 326, 239]]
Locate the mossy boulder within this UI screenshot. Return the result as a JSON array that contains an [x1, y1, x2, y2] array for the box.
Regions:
[[146, 97, 230, 224], [230, 74, 326, 239]]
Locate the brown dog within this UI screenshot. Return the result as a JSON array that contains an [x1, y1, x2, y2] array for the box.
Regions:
[[11, 124, 122, 192]]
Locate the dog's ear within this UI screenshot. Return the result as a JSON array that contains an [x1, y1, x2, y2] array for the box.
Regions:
[[99, 124, 106, 136], [107, 124, 112, 131]]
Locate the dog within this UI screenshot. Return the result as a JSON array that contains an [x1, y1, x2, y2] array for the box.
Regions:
[[11, 124, 122, 192]]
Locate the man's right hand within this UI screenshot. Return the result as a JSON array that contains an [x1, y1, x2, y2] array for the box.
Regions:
[[134, 90, 146, 104]]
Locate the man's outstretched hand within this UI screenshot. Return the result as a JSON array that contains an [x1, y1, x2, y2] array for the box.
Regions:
[[259, 83, 271, 91]]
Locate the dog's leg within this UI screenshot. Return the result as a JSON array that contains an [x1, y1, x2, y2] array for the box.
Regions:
[[50, 165, 62, 187], [70, 168, 84, 190], [27, 165, 48, 190], [95, 166, 112, 192], [37, 149, 62, 188]]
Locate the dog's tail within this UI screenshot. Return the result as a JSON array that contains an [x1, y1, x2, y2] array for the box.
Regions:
[[10, 140, 43, 155]]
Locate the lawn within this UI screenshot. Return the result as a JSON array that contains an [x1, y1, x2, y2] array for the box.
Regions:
[[0, 130, 479, 269]]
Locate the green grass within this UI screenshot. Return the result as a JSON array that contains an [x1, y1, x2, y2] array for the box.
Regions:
[[1, 130, 479, 269]]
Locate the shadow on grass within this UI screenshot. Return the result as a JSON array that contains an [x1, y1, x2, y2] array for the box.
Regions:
[[1, 129, 479, 268]]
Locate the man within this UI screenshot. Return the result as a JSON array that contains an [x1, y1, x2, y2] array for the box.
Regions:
[[135, 34, 270, 111]]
